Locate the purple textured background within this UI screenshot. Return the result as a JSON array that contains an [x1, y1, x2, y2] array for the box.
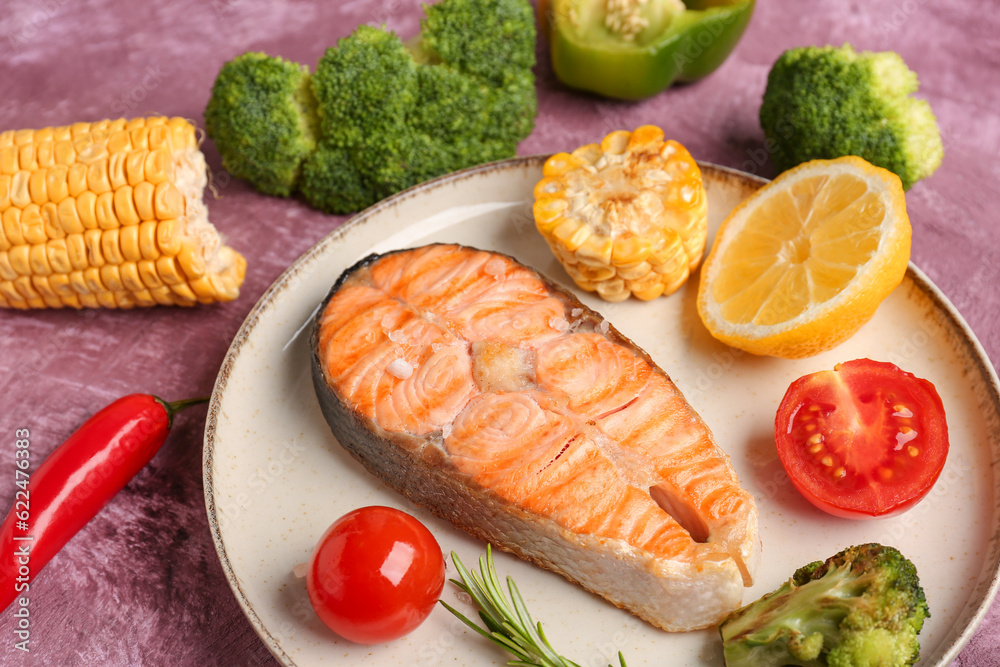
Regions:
[[1, 0, 998, 664]]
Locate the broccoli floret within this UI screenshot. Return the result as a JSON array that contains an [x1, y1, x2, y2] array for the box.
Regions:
[[760, 44, 943, 190], [719, 543, 930, 667], [204, 52, 318, 197], [204, 0, 537, 214]]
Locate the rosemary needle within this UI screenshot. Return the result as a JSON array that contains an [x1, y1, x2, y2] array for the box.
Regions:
[[440, 545, 628, 667]]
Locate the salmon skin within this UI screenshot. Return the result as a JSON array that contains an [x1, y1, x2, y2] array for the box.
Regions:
[[310, 243, 759, 631]]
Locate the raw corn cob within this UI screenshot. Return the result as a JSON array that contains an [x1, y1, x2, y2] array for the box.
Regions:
[[0, 117, 246, 309], [533, 125, 708, 302]]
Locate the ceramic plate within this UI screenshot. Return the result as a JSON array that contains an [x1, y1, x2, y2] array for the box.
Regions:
[[204, 157, 1000, 666]]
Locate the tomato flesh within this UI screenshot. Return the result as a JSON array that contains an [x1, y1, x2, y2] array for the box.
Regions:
[[307, 506, 445, 644], [775, 359, 949, 519]]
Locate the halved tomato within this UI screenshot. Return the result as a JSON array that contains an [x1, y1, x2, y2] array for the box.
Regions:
[[774, 358, 949, 519]]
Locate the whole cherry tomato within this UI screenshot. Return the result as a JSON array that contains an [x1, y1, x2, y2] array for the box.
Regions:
[[775, 359, 949, 519], [307, 506, 445, 644]]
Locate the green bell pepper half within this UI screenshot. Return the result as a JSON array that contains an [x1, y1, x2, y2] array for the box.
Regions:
[[540, 0, 755, 101]]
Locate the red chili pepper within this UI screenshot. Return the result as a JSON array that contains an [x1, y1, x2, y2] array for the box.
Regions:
[[0, 394, 207, 612]]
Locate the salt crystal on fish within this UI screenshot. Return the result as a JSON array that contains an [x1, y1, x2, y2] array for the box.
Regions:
[[598, 320, 610, 334], [387, 358, 414, 379], [484, 258, 507, 277], [388, 329, 408, 344], [442, 423, 453, 439], [549, 317, 570, 333], [571, 308, 583, 318], [381, 314, 394, 329]]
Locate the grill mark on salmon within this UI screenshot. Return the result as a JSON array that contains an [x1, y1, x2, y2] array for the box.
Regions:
[[311, 243, 760, 631]]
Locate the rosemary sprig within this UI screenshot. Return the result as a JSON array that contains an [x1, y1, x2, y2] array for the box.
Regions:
[[440, 545, 628, 667]]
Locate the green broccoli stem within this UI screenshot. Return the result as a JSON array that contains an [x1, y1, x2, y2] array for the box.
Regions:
[[720, 563, 876, 666]]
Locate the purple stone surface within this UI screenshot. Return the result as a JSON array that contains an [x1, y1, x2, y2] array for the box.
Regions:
[[0, 0, 997, 664]]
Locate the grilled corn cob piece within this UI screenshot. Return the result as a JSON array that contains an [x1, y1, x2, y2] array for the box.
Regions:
[[0, 116, 246, 309], [533, 125, 708, 302]]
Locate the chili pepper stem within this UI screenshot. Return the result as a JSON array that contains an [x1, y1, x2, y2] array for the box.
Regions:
[[154, 396, 211, 428]]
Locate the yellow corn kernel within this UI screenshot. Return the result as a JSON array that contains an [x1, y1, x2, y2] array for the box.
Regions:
[[21, 204, 47, 244], [82, 266, 105, 293], [570, 143, 602, 165], [189, 276, 218, 300], [120, 262, 144, 291], [45, 165, 70, 203], [68, 270, 89, 295], [19, 145, 38, 172], [31, 275, 56, 298], [95, 290, 117, 308], [95, 191, 118, 230], [59, 293, 81, 308], [137, 220, 160, 260], [100, 264, 123, 291], [49, 272, 73, 297], [0, 147, 18, 175], [10, 171, 30, 208], [131, 289, 156, 307], [129, 126, 150, 150], [28, 168, 48, 205], [114, 186, 140, 226], [178, 244, 206, 279], [107, 130, 131, 154], [54, 140, 75, 165], [552, 218, 590, 251], [119, 224, 141, 262], [0, 280, 22, 302], [133, 181, 156, 220], [14, 275, 39, 299], [100, 228, 124, 264], [7, 245, 31, 280], [57, 198, 84, 235], [0, 131, 12, 148], [76, 190, 98, 228], [3, 208, 25, 246], [533, 198, 568, 232], [155, 255, 184, 285], [543, 152, 585, 178], [46, 239, 71, 273], [125, 149, 146, 186], [156, 219, 181, 256], [65, 234, 88, 271], [149, 285, 174, 306], [41, 202, 62, 240], [86, 158, 112, 194], [83, 228, 105, 268], [36, 141, 54, 169], [0, 252, 17, 280], [138, 260, 163, 289], [14, 130, 33, 146], [0, 174, 11, 213], [78, 293, 100, 308], [154, 182, 183, 219], [169, 282, 198, 303], [108, 151, 128, 190], [612, 236, 652, 264], [66, 162, 88, 196]]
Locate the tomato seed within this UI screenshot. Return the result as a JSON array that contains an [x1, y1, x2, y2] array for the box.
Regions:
[[809, 443, 823, 454], [833, 467, 846, 479], [821, 455, 833, 467], [807, 433, 823, 445], [879, 468, 893, 481], [907, 446, 919, 457]]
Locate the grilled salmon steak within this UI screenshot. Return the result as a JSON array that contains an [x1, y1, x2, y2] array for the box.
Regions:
[[310, 244, 759, 631]]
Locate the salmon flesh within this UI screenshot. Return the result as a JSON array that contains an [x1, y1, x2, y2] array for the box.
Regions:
[[310, 244, 760, 631]]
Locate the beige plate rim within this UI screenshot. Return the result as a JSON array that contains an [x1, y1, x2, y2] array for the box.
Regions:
[[203, 156, 1000, 666]]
